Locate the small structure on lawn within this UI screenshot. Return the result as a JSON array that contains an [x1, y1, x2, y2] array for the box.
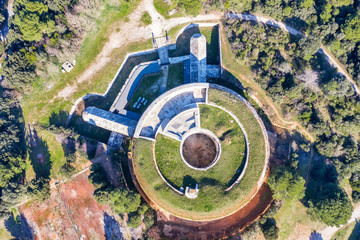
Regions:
[[62, 61, 74, 73], [185, 184, 199, 199]]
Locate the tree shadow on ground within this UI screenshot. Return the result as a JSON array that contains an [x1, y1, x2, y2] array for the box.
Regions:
[[348, 221, 360, 240], [309, 231, 323, 240], [49, 110, 69, 127], [199, 177, 220, 187], [27, 125, 52, 179], [103, 212, 123, 240], [5, 213, 34, 240]]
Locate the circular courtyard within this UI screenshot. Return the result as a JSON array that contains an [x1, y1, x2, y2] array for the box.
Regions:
[[131, 84, 269, 220]]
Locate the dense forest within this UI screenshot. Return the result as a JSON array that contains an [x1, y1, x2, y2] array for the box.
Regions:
[[0, 0, 136, 219], [222, 0, 360, 232]]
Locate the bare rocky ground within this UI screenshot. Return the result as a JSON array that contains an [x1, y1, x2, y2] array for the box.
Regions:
[[16, 171, 142, 240]]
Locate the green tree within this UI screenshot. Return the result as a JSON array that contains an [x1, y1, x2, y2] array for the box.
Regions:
[[261, 218, 279, 240], [128, 213, 141, 228], [3, 51, 36, 90], [26, 178, 51, 201], [45, 0, 71, 12], [110, 189, 141, 215], [225, 0, 252, 12], [13, 0, 56, 42], [343, 14, 360, 43], [308, 183, 353, 227], [321, 75, 353, 98], [268, 167, 305, 201], [300, 0, 314, 8]]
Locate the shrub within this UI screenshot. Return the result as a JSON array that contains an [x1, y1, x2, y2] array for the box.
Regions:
[[127, 213, 141, 228], [141, 11, 152, 25]]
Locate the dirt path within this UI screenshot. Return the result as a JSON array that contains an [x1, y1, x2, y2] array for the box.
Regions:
[[55, 0, 221, 100]]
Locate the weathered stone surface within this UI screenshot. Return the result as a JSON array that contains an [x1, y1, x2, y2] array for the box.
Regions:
[[83, 107, 138, 137], [190, 34, 207, 83]]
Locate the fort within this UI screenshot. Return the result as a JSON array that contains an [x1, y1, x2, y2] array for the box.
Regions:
[[77, 24, 269, 221]]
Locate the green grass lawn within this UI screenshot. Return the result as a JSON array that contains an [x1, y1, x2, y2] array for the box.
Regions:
[[332, 222, 360, 240], [274, 199, 326, 240], [169, 26, 220, 64], [332, 222, 356, 240], [126, 72, 164, 114], [349, 222, 360, 240], [166, 63, 184, 90], [199, 26, 220, 65], [155, 104, 246, 188], [132, 87, 266, 220]]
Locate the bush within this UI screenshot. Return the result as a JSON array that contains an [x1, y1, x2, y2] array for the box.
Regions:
[[267, 166, 305, 201], [307, 183, 353, 227], [128, 213, 141, 228], [60, 163, 76, 178], [261, 218, 279, 240], [141, 11, 152, 25], [143, 209, 156, 230]]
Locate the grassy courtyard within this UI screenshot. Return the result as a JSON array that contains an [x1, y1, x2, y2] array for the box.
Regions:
[[125, 63, 184, 114], [155, 104, 246, 188], [132, 87, 267, 220], [169, 25, 220, 65]]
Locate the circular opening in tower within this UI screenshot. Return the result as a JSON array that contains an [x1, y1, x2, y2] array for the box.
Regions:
[[181, 132, 220, 170]]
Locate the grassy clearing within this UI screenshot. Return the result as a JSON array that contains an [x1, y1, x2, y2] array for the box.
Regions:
[[154, 0, 183, 19], [0, 227, 11, 239], [199, 26, 220, 65], [25, 126, 91, 182], [21, 1, 143, 125], [274, 200, 326, 240], [126, 72, 164, 114], [133, 89, 266, 219], [349, 222, 360, 240], [169, 26, 220, 62], [166, 63, 184, 90], [332, 222, 356, 240], [155, 104, 246, 188]]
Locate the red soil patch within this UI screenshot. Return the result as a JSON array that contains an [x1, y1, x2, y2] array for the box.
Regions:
[[19, 170, 122, 240], [129, 151, 272, 239], [57, 170, 113, 239], [156, 183, 272, 239], [19, 189, 78, 240]]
